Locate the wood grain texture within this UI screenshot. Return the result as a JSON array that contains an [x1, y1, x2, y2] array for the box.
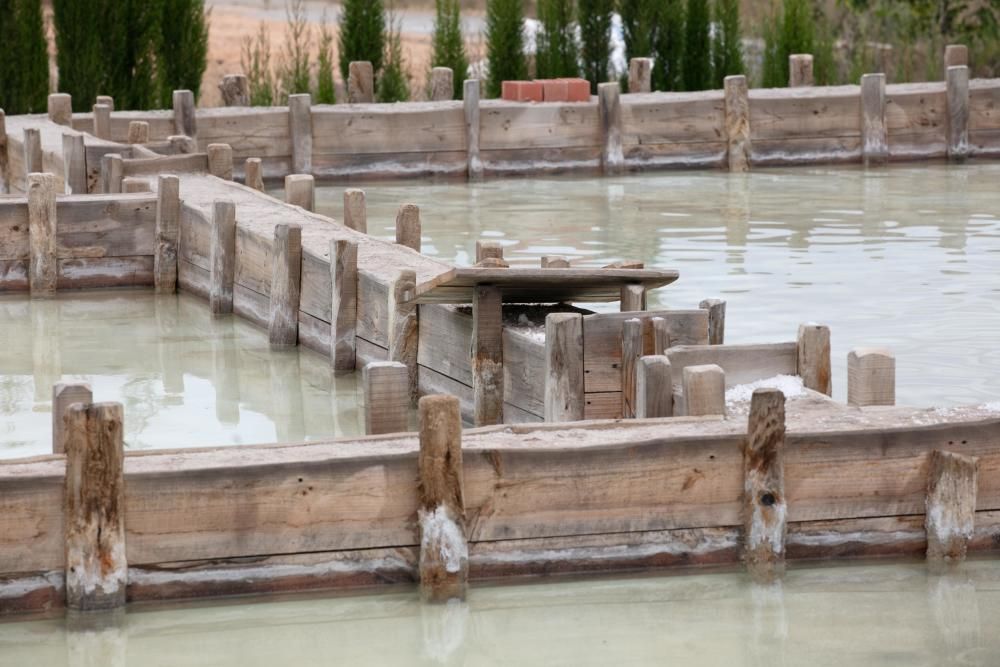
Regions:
[[724, 76, 751, 172], [389, 269, 419, 403], [620, 283, 645, 312], [27, 172, 57, 296], [464, 79, 483, 180], [861, 73, 888, 165], [682, 363, 726, 416], [219, 74, 250, 106], [636, 355, 672, 419], [127, 121, 150, 144], [329, 238, 358, 371], [101, 153, 123, 194], [473, 285, 504, 426], [155, 175, 180, 293], [268, 223, 302, 347], [348, 62, 375, 103], [621, 318, 643, 419], [93, 104, 111, 140], [23, 127, 42, 175], [926, 449, 978, 568], [628, 58, 652, 93], [699, 298, 726, 345], [599, 82, 624, 175], [284, 174, 315, 211], [789, 54, 814, 87], [244, 158, 264, 191], [343, 188, 367, 233], [47, 94, 72, 126], [847, 347, 895, 406], [289, 94, 313, 174], [429, 68, 453, 101], [395, 203, 421, 252], [51, 382, 92, 454], [545, 313, 584, 422], [207, 143, 234, 180], [797, 323, 831, 396], [209, 199, 237, 314], [743, 388, 786, 582], [667, 342, 798, 391], [62, 133, 87, 194], [172, 90, 197, 138], [651, 316, 670, 354], [946, 66, 970, 162], [122, 177, 151, 193], [363, 361, 409, 434]]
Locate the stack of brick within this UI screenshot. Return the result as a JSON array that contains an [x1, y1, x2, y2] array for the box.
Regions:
[[502, 78, 590, 102]]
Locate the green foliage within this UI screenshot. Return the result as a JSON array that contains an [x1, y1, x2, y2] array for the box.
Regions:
[[536, 0, 579, 79], [52, 0, 103, 111], [102, 0, 160, 110], [711, 0, 743, 87], [377, 14, 410, 102], [339, 0, 385, 82], [682, 0, 711, 90], [430, 0, 468, 99], [316, 13, 337, 104], [619, 0, 659, 62], [761, 0, 815, 87], [0, 0, 49, 114], [577, 0, 613, 92], [241, 22, 276, 106], [652, 0, 684, 92], [155, 0, 210, 108], [812, 11, 837, 85], [485, 0, 527, 98], [278, 0, 312, 101]]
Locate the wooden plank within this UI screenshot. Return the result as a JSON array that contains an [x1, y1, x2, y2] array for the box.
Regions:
[[363, 361, 409, 435], [622, 90, 724, 147], [699, 298, 726, 344], [122, 176, 151, 193], [682, 364, 726, 416], [313, 102, 466, 155], [47, 94, 72, 125], [545, 313, 584, 422], [329, 238, 358, 371], [121, 153, 208, 177], [628, 58, 652, 93], [101, 153, 123, 194], [23, 128, 42, 175], [620, 283, 645, 312], [473, 285, 504, 426], [847, 347, 895, 407], [429, 67, 453, 101], [127, 120, 150, 144], [651, 316, 670, 354], [926, 450, 978, 568], [636, 355, 672, 419], [666, 342, 798, 389], [788, 54, 814, 87], [173, 90, 197, 137], [797, 323, 831, 396], [479, 100, 601, 151], [348, 62, 375, 104], [621, 318, 642, 419], [946, 66, 970, 162], [395, 204, 421, 252], [749, 85, 861, 140], [861, 73, 888, 165], [51, 382, 92, 455], [207, 144, 234, 180], [62, 133, 88, 194], [245, 158, 264, 191], [27, 173, 57, 296], [209, 199, 236, 314], [343, 188, 367, 233], [743, 388, 786, 582], [465, 80, 483, 180], [389, 270, 419, 403], [155, 175, 180, 293], [289, 94, 313, 174], [56, 256, 154, 289], [598, 82, 624, 175], [284, 174, 315, 211], [268, 223, 302, 347], [196, 107, 291, 162]]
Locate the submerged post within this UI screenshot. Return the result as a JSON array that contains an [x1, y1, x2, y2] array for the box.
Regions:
[[363, 361, 409, 434], [395, 204, 421, 252], [127, 121, 150, 145], [52, 382, 92, 454], [598, 82, 624, 175], [724, 75, 751, 172], [24, 127, 42, 174], [173, 89, 197, 138], [100, 153, 123, 194], [926, 450, 978, 569], [155, 175, 180, 294], [207, 143, 234, 180], [329, 238, 358, 371], [268, 223, 302, 347], [628, 57, 653, 93], [62, 133, 88, 195], [544, 313, 584, 422], [797, 323, 832, 396], [209, 199, 237, 315], [388, 269, 419, 404], [28, 172, 58, 297], [289, 93, 313, 174], [742, 388, 787, 582], [285, 174, 315, 211], [788, 54, 814, 87], [418, 395, 468, 602], [348, 62, 375, 104], [92, 104, 111, 140], [64, 402, 127, 611], [861, 73, 888, 166], [464, 79, 483, 181], [343, 188, 367, 233], [636, 355, 672, 419], [683, 364, 726, 417], [473, 284, 504, 426], [430, 67, 454, 101], [48, 93, 72, 126], [700, 298, 726, 345], [946, 65, 970, 163], [847, 347, 895, 407], [621, 318, 643, 419], [245, 158, 265, 191]]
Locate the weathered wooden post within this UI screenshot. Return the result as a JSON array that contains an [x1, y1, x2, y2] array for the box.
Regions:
[[52, 382, 92, 454], [418, 394, 468, 602], [92, 103, 112, 140], [541, 255, 569, 268], [100, 153, 123, 194], [430, 67, 454, 101], [363, 361, 409, 434], [944, 44, 968, 74], [344, 188, 367, 233], [544, 313, 584, 422], [598, 82, 624, 175], [127, 121, 150, 145], [651, 316, 670, 354], [628, 57, 653, 93], [348, 62, 375, 103], [473, 284, 504, 426], [172, 89, 197, 137], [64, 402, 127, 611], [207, 143, 234, 180], [209, 199, 237, 315], [621, 318, 643, 418], [847, 347, 895, 406], [0, 110, 8, 193], [121, 177, 151, 193], [620, 284, 646, 312], [168, 134, 197, 154], [48, 93, 72, 125], [396, 203, 421, 252], [861, 73, 888, 166], [389, 269, 419, 404], [289, 93, 313, 174], [926, 450, 978, 569], [28, 172, 58, 297], [285, 174, 315, 211], [62, 133, 88, 195], [96, 95, 114, 111], [946, 65, 969, 163], [636, 355, 672, 419], [329, 238, 358, 372], [269, 223, 302, 347], [245, 158, 265, 191], [743, 388, 787, 582], [699, 298, 726, 345], [24, 127, 43, 174], [464, 79, 483, 181], [219, 74, 250, 106], [155, 175, 180, 294], [789, 54, 814, 87], [683, 364, 726, 416], [797, 323, 831, 396], [475, 240, 507, 267], [724, 75, 751, 172]]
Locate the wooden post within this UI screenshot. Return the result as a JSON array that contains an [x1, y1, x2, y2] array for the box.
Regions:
[[155, 175, 180, 294], [946, 66, 969, 163], [363, 362, 410, 434], [926, 450, 978, 569], [62, 133, 87, 195], [100, 153, 123, 194], [0, 110, 8, 193], [621, 318, 643, 418], [348, 62, 375, 103], [329, 238, 358, 372], [541, 255, 569, 268], [207, 143, 234, 180], [628, 57, 653, 93], [48, 93, 72, 125], [430, 67, 454, 101], [742, 388, 787, 583], [475, 240, 507, 267], [219, 74, 250, 106], [24, 127, 42, 174], [861, 73, 888, 166], [269, 223, 302, 347], [28, 173, 58, 297], [289, 93, 313, 174], [343, 188, 367, 233], [64, 402, 127, 611], [724, 75, 751, 172], [944, 44, 969, 74], [389, 269, 419, 404], [173, 89, 196, 137], [598, 82, 624, 175], [395, 203, 421, 252], [797, 323, 831, 396], [168, 134, 197, 154], [121, 177, 151, 193], [544, 313, 584, 422], [636, 355, 672, 419], [210, 199, 237, 315], [52, 382, 92, 455], [620, 283, 645, 312], [285, 174, 315, 211], [683, 364, 726, 416], [417, 394, 468, 603], [464, 79, 483, 181], [651, 316, 670, 354], [473, 284, 504, 426], [245, 158, 265, 191], [700, 298, 726, 345], [96, 95, 114, 111], [847, 347, 895, 407], [788, 54, 814, 87], [127, 121, 150, 144], [92, 103, 111, 140]]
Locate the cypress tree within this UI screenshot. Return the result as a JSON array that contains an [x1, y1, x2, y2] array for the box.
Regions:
[[156, 0, 210, 108], [377, 14, 410, 103], [762, 0, 814, 87], [53, 0, 104, 111], [101, 0, 159, 109], [339, 0, 385, 82], [711, 0, 743, 87], [682, 0, 711, 91], [619, 0, 658, 63], [241, 22, 276, 106], [316, 13, 337, 104], [536, 0, 579, 80], [651, 0, 683, 91], [577, 0, 613, 92], [278, 0, 312, 101], [430, 0, 468, 100], [1, 0, 49, 114], [485, 0, 527, 98]]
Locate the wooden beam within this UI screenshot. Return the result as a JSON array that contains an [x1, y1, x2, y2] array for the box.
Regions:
[[343, 188, 367, 233], [121, 177, 151, 193], [24, 127, 42, 174], [743, 388, 787, 582], [395, 203, 421, 252], [27, 172, 57, 297], [430, 67, 454, 101], [699, 298, 726, 344], [155, 175, 180, 294], [598, 82, 624, 175], [289, 93, 313, 174], [173, 89, 197, 137], [330, 238, 358, 372], [636, 355, 672, 419], [621, 318, 643, 418], [92, 104, 111, 140], [127, 120, 150, 145], [620, 283, 646, 312], [418, 394, 468, 602], [544, 313, 584, 422], [284, 174, 315, 211], [926, 449, 978, 569], [389, 269, 419, 404], [207, 143, 234, 180], [651, 316, 671, 354], [473, 285, 504, 426], [47, 93, 72, 125], [348, 62, 375, 104], [209, 199, 237, 315], [52, 382, 92, 454], [64, 402, 127, 611], [101, 153, 123, 194], [219, 74, 250, 106], [797, 323, 831, 396], [363, 361, 409, 434], [682, 364, 725, 416], [861, 73, 888, 166], [724, 75, 751, 172], [946, 65, 969, 162], [464, 79, 483, 181], [788, 54, 814, 87], [847, 347, 895, 407], [245, 158, 264, 191], [268, 223, 302, 347], [62, 132, 88, 195], [628, 58, 652, 93]]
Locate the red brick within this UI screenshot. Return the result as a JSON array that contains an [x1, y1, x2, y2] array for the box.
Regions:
[[539, 79, 569, 102], [502, 80, 543, 102], [559, 78, 591, 102]]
